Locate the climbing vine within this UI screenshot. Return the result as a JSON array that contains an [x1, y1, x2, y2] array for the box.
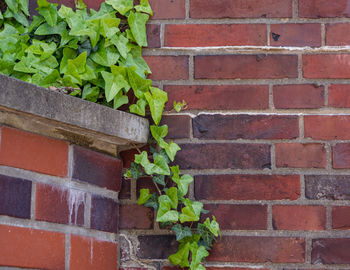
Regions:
[[0, 0, 220, 268]]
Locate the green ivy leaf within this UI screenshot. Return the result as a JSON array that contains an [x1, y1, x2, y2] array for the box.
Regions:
[[82, 84, 100, 102], [144, 193, 159, 210], [179, 199, 203, 223], [189, 243, 209, 270], [135, 0, 153, 16], [111, 34, 129, 59], [5, 0, 19, 13], [174, 100, 187, 112], [134, 151, 170, 176], [168, 242, 190, 268], [153, 154, 171, 175], [204, 216, 221, 237], [90, 41, 120, 67], [105, 0, 133, 15], [165, 141, 181, 162], [130, 162, 143, 179], [145, 87, 168, 125], [37, 0, 58, 27], [172, 224, 192, 241], [101, 70, 128, 102], [127, 67, 151, 99], [156, 198, 179, 223], [153, 174, 165, 186], [166, 187, 178, 209], [18, 0, 29, 16], [129, 99, 147, 116], [128, 11, 148, 47], [100, 18, 121, 39], [138, 188, 152, 205], [119, 45, 150, 78], [113, 91, 129, 109]]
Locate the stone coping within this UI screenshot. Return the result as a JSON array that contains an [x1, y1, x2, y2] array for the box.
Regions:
[[0, 74, 149, 155]]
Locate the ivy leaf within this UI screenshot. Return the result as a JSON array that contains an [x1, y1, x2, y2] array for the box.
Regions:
[[129, 99, 147, 116], [135, 0, 153, 16], [138, 188, 152, 205], [156, 199, 179, 223], [179, 199, 202, 223], [153, 174, 165, 186], [90, 41, 120, 67], [60, 48, 77, 73], [13, 11, 29, 26], [101, 71, 128, 102], [150, 125, 168, 148], [134, 151, 170, 176], [105, 0, 133, 15], [197, 223, 215, 250], [189, 243, 209, 270], [174, 100, 187, 112], [171, 166, 193, 197], [153, 154, 170, 175], [127, 67, 152, 99], [130, 162, 143, 179], [100, 18, 121, 39], [82, 84, 100, 102], [35, 21, 67, 36], [128, 11, 149, 47], [5, 0, 19, 13], [172, 224, 192, 241], [168, 242, 190, 268], [113, 91, 129, 109], [144, 87, 168, 125], [119, 45, 151, 78], [37, 0, 58, 27], [0, 10, 3, 20], [166, 187, 178, 209], [204, 216, 221, 237], [111, 34, 130, 59], [18, 0, 29, 16], [164, 141, 181, 162], [144, 193, 159, 210]]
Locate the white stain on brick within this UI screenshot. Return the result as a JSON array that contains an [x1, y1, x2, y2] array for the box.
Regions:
[[68, 189, 85, 226]]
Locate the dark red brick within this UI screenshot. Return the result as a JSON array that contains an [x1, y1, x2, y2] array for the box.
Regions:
[[332, 206, 350, 230], [119, 204, 154, 229], [175, 144, 271, 170], [119, 177, 131, 199], [0, 174, 31, 219], [312, 238, 350, 264], [195, 55, 298, 79], [303, 55, 350, 79], [35, 183, 85, 226], [326, 23, 350, 46], [208, 236, 305, 263], [165, 24, 267, 47], [136, 177, 158, 196], [195, 175, 300, 201], [119, 146, 149, 169], [271, 24, 321, 47], [305, 175, 350, 200], [72, 146, 122, 192], [273, 84, 324, 109], [190, 0, 292, 18], [333, 143, 350, 169], [146, 24, 160, 48], [137, 235, 177, 259], [91, 195, 119, 233], [193, 115, 298, 140], [160, 115, 191, 139], [165, 85, 269, 111], [299, 0, 350, 18], [144, 56, 189, 81], [328, 84, 350, 108], [150, 0, 185, 19], [275, 143, 327, 168], [203, 204, 267, 230], [272, 205, 326, 231]]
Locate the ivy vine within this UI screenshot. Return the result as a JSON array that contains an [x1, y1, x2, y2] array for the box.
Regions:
[[0, 0, 221, 268]]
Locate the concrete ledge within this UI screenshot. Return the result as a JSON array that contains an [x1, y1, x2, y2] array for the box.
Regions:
[[0, 74, 149, 155]]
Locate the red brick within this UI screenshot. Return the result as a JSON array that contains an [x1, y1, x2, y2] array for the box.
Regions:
[[119, 204, 154, 229], [138, 235, 178, 259], [91, 195, 119, 233], [299, 0, 350, 18], [146, 24, 160, 48], [72, 146, 122, 192], [195, 175, 300, 201], [119, 146, 149, 169], [136, 177, 158, 196], [119, 177, 131, 199], [275, 143, 327, 168], [195, 55, 298, 79], [149, 0, 185, 19], [332, 206, 350, 229], [208, 236, 305, 263], [165, 24, 267, 47], [193, 114, 299, 140], [35, 183, 85, 226], [304, 115, 350, 140], [0, 126, 68, 177], [326, 23, 350, 46], [273, 84, 324, 109], [175, 143, 270, 170], [0, 225, 65, 269], [271, 24, 321, 47], [305, 175, 350, 200], [303, 54, 350, 79], [333, 143, 350, 169], [312, 238, 350, 264], [203, 204, 267, 230], [272, 205, 326, 231], [164, 85, 269, 110], [160, 115, 191, 139], [329, 84, 350, 108], [70, 235, 118, 270], [190, 0, 292, 18], [144, 56, 189, 80]]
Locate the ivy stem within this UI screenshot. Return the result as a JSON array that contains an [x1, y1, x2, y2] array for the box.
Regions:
[[131, 142, 142, 154], [152, 178, 162, 195]]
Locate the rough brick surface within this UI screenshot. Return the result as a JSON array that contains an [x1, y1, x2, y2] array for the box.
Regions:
[[312, 238, 350, 264], [144, 56, 188, 80], [175, 144, 271, 170], [70, 235, 118, 270], [0, 225, 65, 269], [146, 24, 160, 48], [332, 206, 350, 230], [303, 55, 350, 79], [326, 23, 350, 45], [150, 0, 185, 19], [305, 175, 350, 200], [72, 146, 122, 192], [328, 84, 350, 108], [195, 175, 300, 201], [193, 115, 298, 140], [119, 204, 154, 229], [333, 143, 350, 169], [0, 126, 68, 177], [160, 115, 191, 139], [304, 116, 350, 140], [299, 0, 350, 18], [272, 205, 326, 231], [91, 195, 119, 233], [137, 235, 178, 259]]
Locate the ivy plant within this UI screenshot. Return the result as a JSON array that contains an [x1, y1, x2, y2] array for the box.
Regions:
[[0, 0, 221, 268]]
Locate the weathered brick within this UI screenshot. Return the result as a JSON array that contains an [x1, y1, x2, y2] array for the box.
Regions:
[[328, 84, 350, 108], [35, 183, 85, 226], [72, 146, 122, 192], [175, 144, 271, 170], [144, 56, 189, 80], [165, 85, 269, 110], [273, 84, 324, 109], [165, 24, 267, 47], [146, 24, 160, 48], [326, 23, 350, 46], [136, 177, 158, 196], [333, 143, 350, 169], [312, 238, 350, 264], [305, 175, 350, 200], [332, 206, 350, 230], [0, 126, 68, 177], [275, 143, 326, 168], [193, 115, 298, 140], [91, 195, 119, 233], [208, 236, 305, 263], [195, 175, 300, 201], [299, 0, 350, 18], [195, 55, 298, 79], [70, 235, 118, 270], [271, 24, 321, 47], [160, 115, 191, 139], [0, 174, 31, 219], [119, 146, 149, 169], [190, 0, 292, 18], [137, 235, 177, 259], [272, 205, 326, 231], [303, 55, 350, 79], [0, 225, 65, 269], [202, 204, 267, 230], [119, 177, 131, 200], [150, 0, 185, 19], [119, 204, 154, 229], [304, 115, 350, 140]]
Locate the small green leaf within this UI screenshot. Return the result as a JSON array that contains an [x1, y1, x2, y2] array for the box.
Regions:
[[90, 41, 120, 67], [127, 67, 151, 99], [105, 0, 133, 15], [164, 141, 181, 162], [129, 99, 147, 116], [138, 188, 151, 205], [134, 151, 170, 176], [156, 198, 179, 223], [37, 0, 58, 27], [130, 162, 143, 179], [166, 187, 178, 209], [172, 224, 192, 241], [5, 0, 19, 13], [153, 174, 165, 186], [82, 84, 100, 102], [18, 0, 29, 15], [174, 100, 187, 112], [101, 71, 128, 102], [168, 242, 190, 268], [113, 91, 129, 109], [204, 216, 221, 237], [111, 34, 129, 59], [135, 0, 153, 15], [144, 87, 168, 125], [189, 243, 209, 270], [128, 11, 149, 47], [144, 193, 159, 210]]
